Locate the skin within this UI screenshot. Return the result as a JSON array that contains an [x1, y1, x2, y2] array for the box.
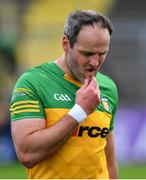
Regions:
[[105, 132, 119, 179], [11, 24, 118, 178], [59, 24, 110, 83]]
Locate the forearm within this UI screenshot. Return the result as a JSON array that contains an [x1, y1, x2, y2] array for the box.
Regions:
[[13, 115, 78, 168], [12, 77, 100, 168], [107, 161, 119, 179], [105, 133, 119, 179]]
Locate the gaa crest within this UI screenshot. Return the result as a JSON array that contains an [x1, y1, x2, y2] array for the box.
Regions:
[[101, 98, 110, 111]]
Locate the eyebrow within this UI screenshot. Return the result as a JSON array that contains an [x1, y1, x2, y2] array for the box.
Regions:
[[79, 50, 108, 56]]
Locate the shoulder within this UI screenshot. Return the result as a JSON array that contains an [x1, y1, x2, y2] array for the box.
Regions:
[[97, 72, 117, 89], [15, 62, 54, 86], [97, 72, 118, 95], [96, 72, 118, 108]]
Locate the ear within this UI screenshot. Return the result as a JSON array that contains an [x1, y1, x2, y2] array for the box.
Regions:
[[62, 36, 70, 51]]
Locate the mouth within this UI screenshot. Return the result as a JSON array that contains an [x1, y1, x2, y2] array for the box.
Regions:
[[85, 67, 97, 79], [86, 69, 95, 72], [86, 67, 96, 73]]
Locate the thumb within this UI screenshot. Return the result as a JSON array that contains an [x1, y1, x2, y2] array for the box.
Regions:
[[81, 78, 89, 89]]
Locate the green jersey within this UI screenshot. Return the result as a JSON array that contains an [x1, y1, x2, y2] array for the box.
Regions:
[[10, 61, 118, 179]]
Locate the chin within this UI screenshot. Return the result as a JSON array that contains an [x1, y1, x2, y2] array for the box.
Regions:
[[78, 77, 84, 83], [85, 72, 96, 79], [79, 75, 86, 83], [73, 74, 84, 83]]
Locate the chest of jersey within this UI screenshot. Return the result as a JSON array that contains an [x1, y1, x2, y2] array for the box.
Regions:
[[33, 77, 110, 178], [40, 75, 111, 140]]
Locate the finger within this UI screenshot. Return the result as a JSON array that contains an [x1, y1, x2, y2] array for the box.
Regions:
[[96, 82, 101, 101], [90, 77, 101, 99], [95, 78, 100, 95], [80, 78, 89, 89], [89, 76, 98, 88], [87, 75, 92, 83], [97, 86, 101, 100]]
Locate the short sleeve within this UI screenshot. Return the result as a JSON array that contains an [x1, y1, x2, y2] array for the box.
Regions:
[[108, 82, 119, 131], [10, 71, 45, 121]]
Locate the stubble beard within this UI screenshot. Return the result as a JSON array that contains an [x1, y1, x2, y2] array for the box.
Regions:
[[69, 65, 85, 83], [67, 59, 84, 83], [68, 62, 98, 83]]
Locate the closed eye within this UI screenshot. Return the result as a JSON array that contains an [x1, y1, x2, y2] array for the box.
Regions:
[[80, 51, 95, 57], [98, 52, 108, 56], [80, 50, 108, 57]]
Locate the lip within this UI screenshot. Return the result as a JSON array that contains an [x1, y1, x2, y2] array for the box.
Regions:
[[86, 67, 96, 72]]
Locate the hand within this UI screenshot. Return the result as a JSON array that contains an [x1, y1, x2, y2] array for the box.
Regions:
[[75, 76, 101, 115]]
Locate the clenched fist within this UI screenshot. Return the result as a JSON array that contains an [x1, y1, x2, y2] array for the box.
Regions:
[[75, 76, 101, 115]]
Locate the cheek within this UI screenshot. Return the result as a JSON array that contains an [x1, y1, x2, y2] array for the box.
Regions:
[[69, 52, 81, 67], [69, 50, 87, 71], [75, 58, 86, 72], [69, 53, 78, 67]]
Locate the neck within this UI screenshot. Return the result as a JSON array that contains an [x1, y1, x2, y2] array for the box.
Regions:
[[55, 55, 73, 78]]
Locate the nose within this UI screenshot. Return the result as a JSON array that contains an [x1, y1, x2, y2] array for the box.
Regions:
[[89, 54, 100, 67]]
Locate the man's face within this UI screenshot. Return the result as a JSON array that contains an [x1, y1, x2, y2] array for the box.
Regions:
[[64, 25, 110, 82]]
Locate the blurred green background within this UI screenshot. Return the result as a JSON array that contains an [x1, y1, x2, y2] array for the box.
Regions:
[[0, 162, 146, 179]]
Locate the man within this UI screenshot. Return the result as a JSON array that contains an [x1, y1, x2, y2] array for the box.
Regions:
[[10, 10, 118, 179]]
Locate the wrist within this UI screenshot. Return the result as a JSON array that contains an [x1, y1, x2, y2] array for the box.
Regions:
[[68, 104, 87, 123]]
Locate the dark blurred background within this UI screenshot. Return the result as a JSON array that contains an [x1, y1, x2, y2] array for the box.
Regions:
[[0, 0, 146, 178]]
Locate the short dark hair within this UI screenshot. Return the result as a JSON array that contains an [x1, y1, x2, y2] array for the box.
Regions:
[[64, 10, 113, 47]]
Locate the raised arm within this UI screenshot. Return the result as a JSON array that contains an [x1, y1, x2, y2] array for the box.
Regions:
[[11, 77, 100, 168]]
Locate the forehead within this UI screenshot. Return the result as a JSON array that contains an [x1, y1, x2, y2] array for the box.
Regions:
[[75, 25, 110, 50]]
